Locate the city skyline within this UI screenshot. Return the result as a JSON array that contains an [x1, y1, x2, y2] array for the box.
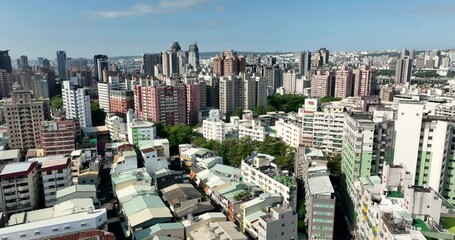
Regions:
[[1, 0, 455, 59]]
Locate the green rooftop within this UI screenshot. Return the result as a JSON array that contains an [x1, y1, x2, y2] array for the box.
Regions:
[[413, 219, 432, 232], [387, 191, 404, 198], [442, 217, 455, 234], [275, 175, 295, 188]]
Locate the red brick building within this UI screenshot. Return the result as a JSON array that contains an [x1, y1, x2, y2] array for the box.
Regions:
[[109, 89, 134, 118]]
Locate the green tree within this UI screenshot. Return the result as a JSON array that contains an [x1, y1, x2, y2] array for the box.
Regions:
[[50, 95, 63, 110], [320, 96, 342, 103], [298, 199, 307, 233], [232, 107, 244, 117], [327, 154, 342, 176], [165, 124, 202, 154], [254, 105, 267, 115], [90, 100, 106, 126], [267, 94, 306, 113]]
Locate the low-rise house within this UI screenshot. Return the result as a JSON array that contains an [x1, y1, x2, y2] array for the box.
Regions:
[[161, 183, 214, 218], [154, 168, 187, 191], [138, 139, 170, 177], [56, 184, 98, 205], [134, 222, 184, 240]]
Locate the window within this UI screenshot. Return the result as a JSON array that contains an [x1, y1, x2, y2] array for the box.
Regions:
[[52, 228, 58, 232], [64, 225, 70, 230], [20, 234, 26, 239], [34, 231, 40, 235]]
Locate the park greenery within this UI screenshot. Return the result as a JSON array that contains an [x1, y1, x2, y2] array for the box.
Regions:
[[267, 94, 307, 113], [413, 70, 440, 78]]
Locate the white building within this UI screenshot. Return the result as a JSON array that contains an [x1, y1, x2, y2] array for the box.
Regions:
[[257, 206, 298, 240], [40, 158, 72, 207], [241, 153, 297, 210], [202, 109, 226, 142], [299, 98, 345, 154], [97, 76, 119, 113], [106, 113, 126, 141], [238, 119, 267, 142], [138, 139, 170, 177], [275, 117, 303, 148], [0, 162, 40, 214], [62, 80, 92, 128], [0, 198, 108, 240], [111, 150, 137, 175], [126, 109, 156, 145]]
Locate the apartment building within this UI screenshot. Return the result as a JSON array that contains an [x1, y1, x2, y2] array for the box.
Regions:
[[109, 89, 134, 118], [40, 158, 72, 207], [134, 84, 187, 125], [41, 119, 80, 156], [238, 119, 267, 142], [126, 109, 156, 145], [5, 90, 46, 150], [138, 139, 170, 177], [241, 153, 297, 210], [97, 76, 119, 113], [202, 109, 226, 142], [105, 113, 126, 142], [275, 116, 303, 148], [299, 98, 345, 154], [62, 80, 92, 128], [256, 206, 298, 240], [0, 162, 39, 214], [306, 175, 336, 239]]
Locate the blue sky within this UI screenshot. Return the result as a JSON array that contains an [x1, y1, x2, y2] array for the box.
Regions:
[[1, 0, 454, 59]]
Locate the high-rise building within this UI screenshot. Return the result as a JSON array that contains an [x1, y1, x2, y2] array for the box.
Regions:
[[56, 51, 67, 80], [310, 70, 335, 98], [202, 109, 225, 142], [62, 80, 92, 128], [203, 75, 220, 109], [31, 73, 49, 99], [298, 51, 311, 77], [213, 50, 246, 76], [352, 65, 374, 97], [395, 56, 412, 83], [334, 65, 354, 98], [392, 102, 455, 204], [0, 70, 12, 99], [134, 84, 187, 125], [313, 48, 329, 68], [170, 42, 181, 52], [109, 89, 134, 118], [219, 75, 244, 118], [185, 80, 205, 125], [341, 110, 395, 226], [66, 57, 88, 70], [262, 65, 283, 93], [19, 55, 29, 70], [188, 42, 200, 70], [37, 57, 44, 66], [41, 119, 80, 156], [0, 50, 12, 73], [142, 53, 161, 76], [93, 54, 108, 82], [5, 90, 46, 150], [162, 51, 179, 77], [97, 76, 119, 113]]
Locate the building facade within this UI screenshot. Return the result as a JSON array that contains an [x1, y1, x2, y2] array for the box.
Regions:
[[62, 80, 92, 128], [41, 119, 79, 156]]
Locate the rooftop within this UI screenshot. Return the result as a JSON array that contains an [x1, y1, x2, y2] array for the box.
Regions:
[[308, 175, 334, 195], [134, 222, 184, 240], [0, 149, 20, 161], [131, 119, 155, 128], [0, 162, 36, 178], [56, 184, 97, 198], [161, 183, 202, 205], [83, 126, 109, 133], [41, 158, 71, 171]]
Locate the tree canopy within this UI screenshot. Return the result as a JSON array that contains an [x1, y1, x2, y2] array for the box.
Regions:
[[90, 100, 106, 127], [191, 136, 294, 169], [267, 94, 306, 113], [50, 95, 63, 110], [320, 96, 342, 104], [158, 124, 202, 155]]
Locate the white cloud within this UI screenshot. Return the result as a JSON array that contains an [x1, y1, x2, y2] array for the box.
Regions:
[[87, 0, 212, 18]]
